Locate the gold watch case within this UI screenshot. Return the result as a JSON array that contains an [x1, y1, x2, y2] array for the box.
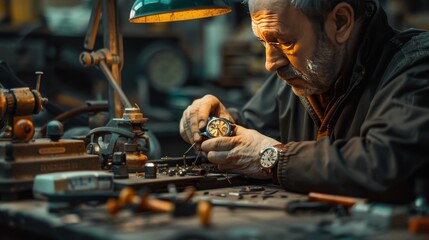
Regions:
[[201, 117, 234, 138]]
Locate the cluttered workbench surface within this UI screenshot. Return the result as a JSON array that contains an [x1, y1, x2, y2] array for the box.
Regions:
[[1, 178, 428, 240]]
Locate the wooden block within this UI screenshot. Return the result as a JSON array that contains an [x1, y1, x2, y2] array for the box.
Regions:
[[409, 216, 429, 234]]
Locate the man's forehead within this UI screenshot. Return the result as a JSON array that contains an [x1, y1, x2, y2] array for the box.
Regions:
[[250, 0, 303, 34], [249, 0, 290, 13]]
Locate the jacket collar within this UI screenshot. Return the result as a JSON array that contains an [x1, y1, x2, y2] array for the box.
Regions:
[[350, 0, 397, 88]]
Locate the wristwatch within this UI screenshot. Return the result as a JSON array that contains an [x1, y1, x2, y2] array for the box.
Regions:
[[201, 117, 234, 138], [259, 144, 286, 174]]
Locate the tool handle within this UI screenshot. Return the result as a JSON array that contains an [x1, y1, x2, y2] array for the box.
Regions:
[[308, 192, 366, 207]]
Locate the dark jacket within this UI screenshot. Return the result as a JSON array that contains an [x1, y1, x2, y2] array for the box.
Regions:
[[231, 0, 429, 203]]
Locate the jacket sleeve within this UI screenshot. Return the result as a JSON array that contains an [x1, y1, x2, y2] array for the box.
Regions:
[[277, 60, 429, 203]]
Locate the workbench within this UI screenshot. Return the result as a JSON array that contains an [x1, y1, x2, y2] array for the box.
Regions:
[[0, 182, 427, 240]]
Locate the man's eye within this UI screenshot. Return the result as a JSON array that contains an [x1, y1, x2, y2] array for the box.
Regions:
[[279, 41, 295, 50], [257, 38, 295, 51]]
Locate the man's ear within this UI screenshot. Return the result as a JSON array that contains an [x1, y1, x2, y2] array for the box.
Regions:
[[324, 3, 355, 45]]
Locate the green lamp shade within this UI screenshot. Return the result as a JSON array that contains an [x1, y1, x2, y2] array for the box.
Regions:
[[129, 0, 232, 23]]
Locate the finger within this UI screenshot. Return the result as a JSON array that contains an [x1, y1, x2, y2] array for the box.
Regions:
[[202, 95, 232, 123], [180, 110, 197, 144], [197, 95, 219, 129], [206, 150, 230, 165], [179, 117, 192, 144], [185, 104, 204, 143], [201, 137, 235, 152], [218, 112, 235, 124], [182, 94, 227, 143], [217, 162, 237, 172], [192, 142, 202, 151], [191, 97, 221, 142], [216, 156, 255, 174]]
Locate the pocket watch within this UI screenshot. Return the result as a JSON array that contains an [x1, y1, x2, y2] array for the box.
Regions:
[[200, 117, 234, 138]]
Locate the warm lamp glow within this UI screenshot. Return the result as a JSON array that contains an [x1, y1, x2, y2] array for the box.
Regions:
[[129, 0, 232, 23]]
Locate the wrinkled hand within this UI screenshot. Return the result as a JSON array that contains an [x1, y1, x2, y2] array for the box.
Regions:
[[201, 125, 280, 179], [180, 94, 234, 146]]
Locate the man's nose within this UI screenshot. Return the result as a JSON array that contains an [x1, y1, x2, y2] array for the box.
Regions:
[[265, 47, 289, 72]]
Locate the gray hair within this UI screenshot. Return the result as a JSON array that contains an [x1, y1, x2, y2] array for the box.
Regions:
[[290, 0, 366, 23], [245, 0, 368, 28]]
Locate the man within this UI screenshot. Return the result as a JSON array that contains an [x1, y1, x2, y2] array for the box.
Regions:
[[180, 0, 429, 203]]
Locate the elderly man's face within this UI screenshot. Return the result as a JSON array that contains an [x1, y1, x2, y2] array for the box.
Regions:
[[250, 0, 343, 96]]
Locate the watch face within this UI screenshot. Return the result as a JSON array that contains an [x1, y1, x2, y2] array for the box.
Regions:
[[206, 118, 231, 138], [260, 147, 278, 169]]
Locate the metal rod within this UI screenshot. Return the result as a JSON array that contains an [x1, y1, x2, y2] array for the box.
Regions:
[[35, 71, 43, 92], [184, 142, 196, 155], [103, 0, 123, 118], [98, 60, 132, 109]]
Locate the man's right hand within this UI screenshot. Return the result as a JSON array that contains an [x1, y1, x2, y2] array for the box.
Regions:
[[179, 94, 235, 146]]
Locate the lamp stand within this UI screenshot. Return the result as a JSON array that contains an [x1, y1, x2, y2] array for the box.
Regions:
[[79, 0, 131, 119]]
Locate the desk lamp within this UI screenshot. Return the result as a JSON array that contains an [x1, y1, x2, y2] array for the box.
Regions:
[[129, 0, 232, 23]]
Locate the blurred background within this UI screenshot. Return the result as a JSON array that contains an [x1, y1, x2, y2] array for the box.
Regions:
[[0, 0, 427, 156]]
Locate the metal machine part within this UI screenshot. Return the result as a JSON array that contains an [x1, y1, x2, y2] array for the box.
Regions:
[[144, 162, 157, 179], [0, 71, 47, 142], [0, 72, 102, 200], [0, 139, 100, 179], [86, 106, 150, 171], [46, 120, 65, 141], [112, 152, 129, 179], [0, 138, 101, 200]]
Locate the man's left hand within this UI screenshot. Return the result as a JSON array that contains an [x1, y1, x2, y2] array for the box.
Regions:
[[201, 125, 281, 179]]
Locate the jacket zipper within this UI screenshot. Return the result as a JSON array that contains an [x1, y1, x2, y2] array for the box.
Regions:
[[326, 70, 365, 133], [298, 95, 321, 139]]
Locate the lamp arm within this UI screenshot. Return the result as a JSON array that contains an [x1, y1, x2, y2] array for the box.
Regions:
[[98, 60, 132, 109], [84, 0, 101, 50]]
